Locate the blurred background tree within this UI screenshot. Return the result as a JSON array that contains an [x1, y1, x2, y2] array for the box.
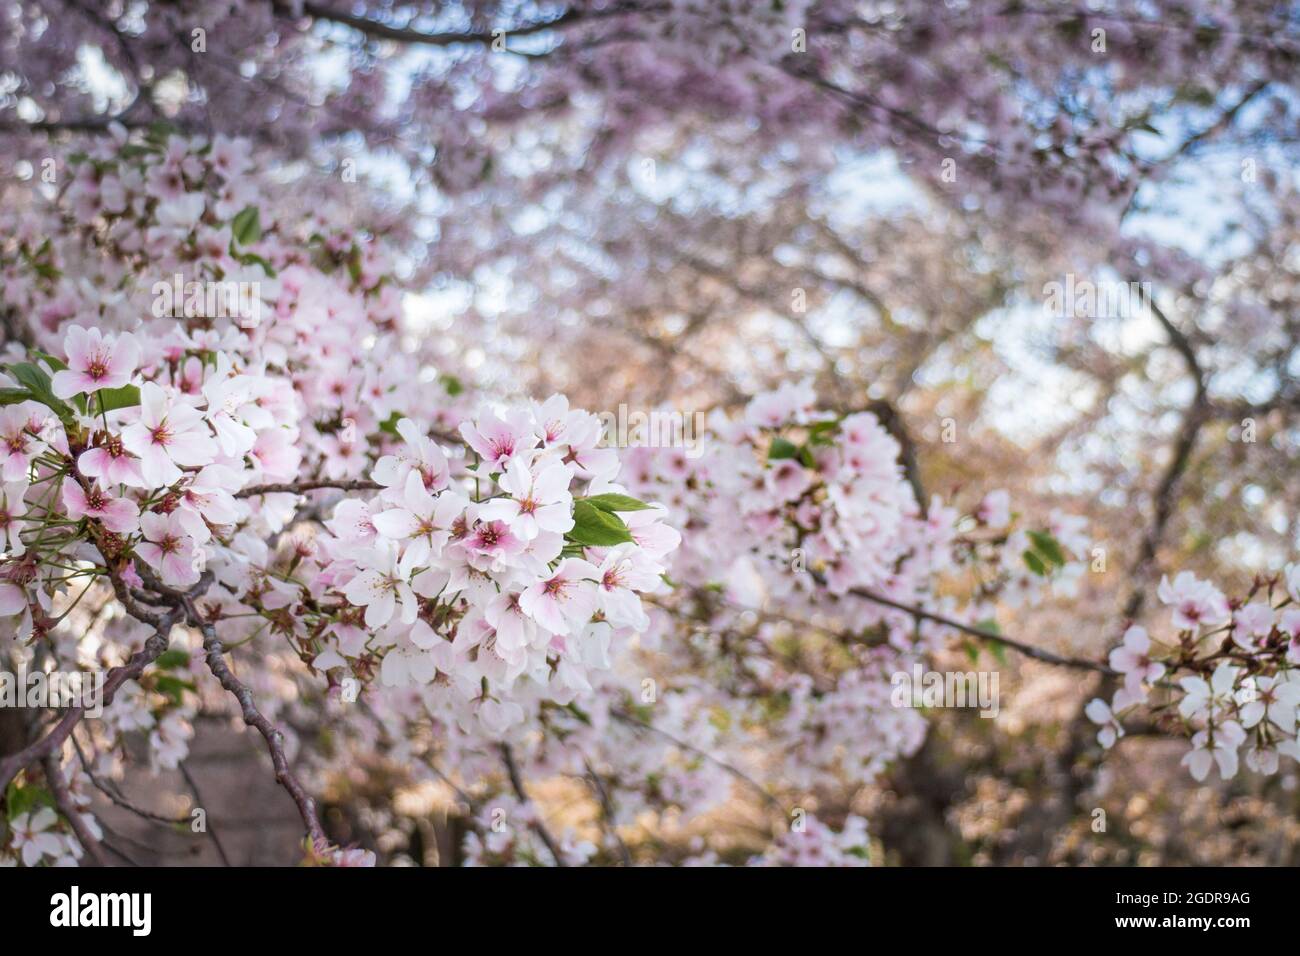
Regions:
[[3, 0, 1300, 864]]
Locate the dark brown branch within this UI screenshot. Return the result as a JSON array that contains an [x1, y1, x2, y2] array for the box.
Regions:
[[71, 734, 191, 827], [0, 607, 182, 793], [44, 753, 108, 867], [611, 709, 785, 809], [236, 478, 382, 498], [293, 1, 660, 49], [184, 597, 330, 852], [1121, 288, 1209, 619], [179, 761, 233, 867], [499, 742, 566, 866], [842, 583, 1117, 674], [584, 760, 632, 866]]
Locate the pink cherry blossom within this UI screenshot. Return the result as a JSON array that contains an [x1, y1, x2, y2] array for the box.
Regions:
[[1157, 571, 1231, 631], [0, 405, 39, 482], [459, 410, 536, 470], [1107, 625, 1165, 691], [51, 326, 139, 398], [120, 382, 218, 487], [135, 511, 201, 587], [477, 457, 574, 541], [1231, 602, 1275, 651], [78, 435, 145, 488], [0, 480, 29, 555], [61, 478, 140, 534], [519, 558, 598, 635], [342, 541, 421, 629]]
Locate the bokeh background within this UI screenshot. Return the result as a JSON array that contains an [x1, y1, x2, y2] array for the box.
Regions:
[[3, 0, 1300, 864]]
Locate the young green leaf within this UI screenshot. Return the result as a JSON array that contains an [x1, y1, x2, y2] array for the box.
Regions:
[[6, 362, 75, 422], [94, 384, 141, 415], [568, 499, 634, 546], [155, 649, 192, 670], [582, 493, 653, 513], [231, 205, 262, 246], [1022, 549, 1047, 576], [975, 620, 1007, 664], [1027, 530, 1066, 567], [768, 436, 798, 460]]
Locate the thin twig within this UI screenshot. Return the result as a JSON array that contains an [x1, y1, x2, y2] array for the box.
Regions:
[[0, 607, 182, 792], [844, 584, 1117, 674], [184, 596, 330, 853], [611, 710, 785, 810], [499, 743, 566, 866], [584, 760, 633, 866], [236, 478, 382, 498], [44, 753, 108, 867], [179, 761, 233, 867]]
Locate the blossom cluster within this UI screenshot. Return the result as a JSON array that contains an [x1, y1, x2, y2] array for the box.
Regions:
[[1089, 567, 1300, 781], [312, 402, 679, 732], [0, 126, 1210, 869]]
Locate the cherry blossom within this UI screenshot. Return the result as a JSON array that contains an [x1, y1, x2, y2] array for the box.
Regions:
[[61, 478, 140, 535], [1157, 572, 1231, 631], [121, 382, 218, 487], [1107, 625, 1165, 692], [519, 558, 600, 636], [50, 327, 139, 399], [135, 511, 201, 588]]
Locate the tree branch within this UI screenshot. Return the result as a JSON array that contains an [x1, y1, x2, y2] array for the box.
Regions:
[[236, 478, 382, 498], [842, 584, 1117, 674], [44, 753, 108, 867], [499, 742, 566, 866], [184, 597, 330, 852], [0, 607, 182, 794]]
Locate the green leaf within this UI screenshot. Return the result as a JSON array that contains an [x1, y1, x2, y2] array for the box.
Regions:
[[582, 493, 653, 513], [807, 419, 839, 446], [767, 436, 798, 460], [155, 649, 191, 670], [94, 384, 141, 415], [37, 351, 88, 416], [145, 121, 175, 145], [33, 351, 68, 373], [1022, 550, 1047, 577], [1027, 530, 1067, 567], [5, 782, 55, 820], [231, 206, 262, 246], [378, 411, 403, 437], [564, 702, 592, 726], [6, 362, 74, 422], [153, 674, 196, 705], [976, 620, 1007, 664], [0, 387, 32, 407], [233, 249, 276, 277], [568, 500, 634, 546], [441, 374, 464, 397]]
